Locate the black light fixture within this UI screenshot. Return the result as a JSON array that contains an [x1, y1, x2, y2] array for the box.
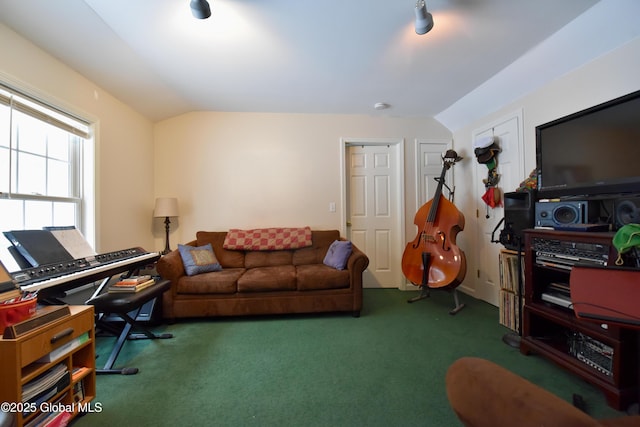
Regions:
[[190, 0, 211, 19], [414, 0, 434, 35]]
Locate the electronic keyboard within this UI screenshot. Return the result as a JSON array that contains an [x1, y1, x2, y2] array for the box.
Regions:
[[12, 247, 160, 294]]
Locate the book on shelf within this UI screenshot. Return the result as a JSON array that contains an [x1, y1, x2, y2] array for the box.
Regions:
[[115, 275, 152, 285], [72, 378, 85, 403], [25, 394, 72, 427], [27, 410, 72, 427], [22, 363, 69, 403], [36, 331, 90, 363], [108, 277, 156, 293], [499, 289, 520, 332], [28, 372, 70, 409], [499, 250, 524, 295], [71, 366, 90, 382]]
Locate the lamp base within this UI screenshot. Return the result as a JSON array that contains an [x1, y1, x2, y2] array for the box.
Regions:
[[162, 217, 172, 255]]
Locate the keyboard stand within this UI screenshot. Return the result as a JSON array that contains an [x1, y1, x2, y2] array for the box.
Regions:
[[86, 279, 173, 375]]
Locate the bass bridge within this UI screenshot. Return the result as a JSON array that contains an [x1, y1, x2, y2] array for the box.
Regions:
[[412, 231, 449, 251]]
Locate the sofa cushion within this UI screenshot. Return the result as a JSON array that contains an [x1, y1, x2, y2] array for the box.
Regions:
[[178, 243, 222, 276], [296, 264, 350, 290], [323, 240, 352, 270], [245, 251, 293, 269], [237, 265, 296, 292], [176, 268, 244, 294], [197, 231, 245, 268], [223, 227, 312, 251]]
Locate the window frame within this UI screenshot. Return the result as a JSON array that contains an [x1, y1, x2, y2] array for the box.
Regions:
[[0, 82, 95, 271]]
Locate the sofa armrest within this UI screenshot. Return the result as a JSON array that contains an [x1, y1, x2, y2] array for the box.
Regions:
[[346, 242, 369, 278], [345, 242, 368, 316], [446, 357, 604, 427], [157, 240, 196, 321], [156, 248, 186, 283]]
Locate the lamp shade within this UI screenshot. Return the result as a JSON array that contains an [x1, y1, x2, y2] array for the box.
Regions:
[[154, 197, 179, 218], [415, 0, 434, 35]]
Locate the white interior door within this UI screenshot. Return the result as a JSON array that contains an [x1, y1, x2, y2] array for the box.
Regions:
[[345, 142, 403, 288], [473, 111, 524, 305], [417, 140, 452, 207]]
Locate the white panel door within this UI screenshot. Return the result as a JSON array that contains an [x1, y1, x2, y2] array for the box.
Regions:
[[347, 145, 401, 288], [473, 112, 524, 305], [418, 140, 452, 206]]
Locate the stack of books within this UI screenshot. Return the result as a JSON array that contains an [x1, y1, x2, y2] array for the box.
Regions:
[[108, 275, 156, 293], [22, 363, 70, 407]]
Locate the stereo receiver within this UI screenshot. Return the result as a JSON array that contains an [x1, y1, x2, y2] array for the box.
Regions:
[[532, 237, 610, 269]]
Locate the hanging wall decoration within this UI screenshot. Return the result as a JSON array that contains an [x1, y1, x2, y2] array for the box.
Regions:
[[474, 136, 502, 217]]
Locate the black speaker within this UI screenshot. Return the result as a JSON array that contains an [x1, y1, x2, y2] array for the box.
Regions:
[[614, 196, 640, 229], [503, 190, 535, 248], [535, 200, 599, 227]]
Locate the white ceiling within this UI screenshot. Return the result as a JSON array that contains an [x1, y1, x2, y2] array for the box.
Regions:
[[0, 0, 600, 123]]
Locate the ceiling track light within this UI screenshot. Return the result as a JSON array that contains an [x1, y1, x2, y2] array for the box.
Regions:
[[414, 0, 434, 35], [190, 0, 211, 19]]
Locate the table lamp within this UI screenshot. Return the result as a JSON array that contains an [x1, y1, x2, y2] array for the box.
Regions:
[[154, 197, 179, 255]]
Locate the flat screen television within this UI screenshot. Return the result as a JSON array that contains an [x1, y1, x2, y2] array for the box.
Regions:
[[536, 89, 640, 199]]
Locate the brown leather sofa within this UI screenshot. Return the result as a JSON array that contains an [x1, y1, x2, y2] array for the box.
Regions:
[[156, 230, 368, 320], [446, 357, 640, 427]]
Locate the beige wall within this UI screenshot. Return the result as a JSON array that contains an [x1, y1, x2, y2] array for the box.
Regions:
[[0, 24, 155, 253], [154, 112, 451, 249]]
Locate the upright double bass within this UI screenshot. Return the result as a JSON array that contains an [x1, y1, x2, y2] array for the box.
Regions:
[[402, 150, 466, 308]]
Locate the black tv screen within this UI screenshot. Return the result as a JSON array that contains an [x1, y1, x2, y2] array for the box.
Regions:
[[536, 89, 640, 198]]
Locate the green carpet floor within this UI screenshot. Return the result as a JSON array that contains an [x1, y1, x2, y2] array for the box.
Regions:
[[73, 289, 626, 426]]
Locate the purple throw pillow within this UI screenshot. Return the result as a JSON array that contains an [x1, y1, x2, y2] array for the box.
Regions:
[[323, 240, 352, 270]]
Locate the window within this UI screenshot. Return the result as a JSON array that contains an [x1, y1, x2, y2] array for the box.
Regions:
[[0, 83, 93, 271]]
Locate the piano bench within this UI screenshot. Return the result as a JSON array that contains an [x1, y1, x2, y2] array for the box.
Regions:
[[86, 278, 173, 375]]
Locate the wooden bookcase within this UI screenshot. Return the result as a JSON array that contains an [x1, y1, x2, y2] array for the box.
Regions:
[[0, 305, 96, 427], [520, 229, 638, 410]]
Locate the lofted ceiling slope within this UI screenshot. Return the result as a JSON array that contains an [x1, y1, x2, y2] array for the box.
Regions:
[[0, 0, 600, 123]]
